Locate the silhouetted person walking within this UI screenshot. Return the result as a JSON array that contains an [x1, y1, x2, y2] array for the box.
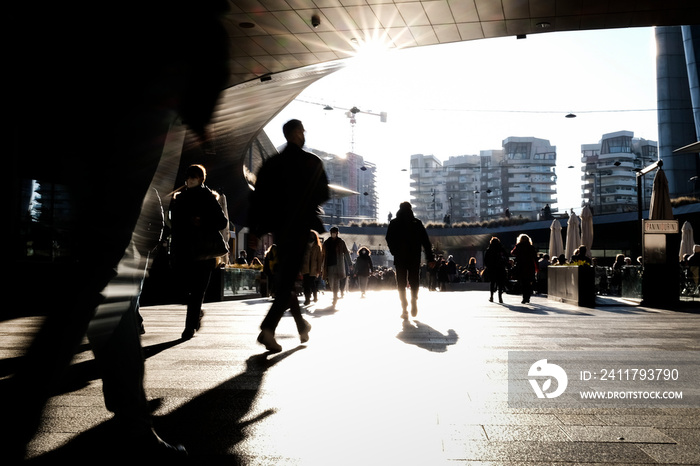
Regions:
[[7, 1, 229, 461], [323, 226, 351, 306], [249, 119, 330, 352], [169, 164, 229, 340], [511, 233, 538, 304], [484, 236, 508, 303], [386, 202, 434, 318]]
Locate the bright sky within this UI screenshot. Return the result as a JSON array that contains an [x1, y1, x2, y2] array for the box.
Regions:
[[265, 27, 659, 220]]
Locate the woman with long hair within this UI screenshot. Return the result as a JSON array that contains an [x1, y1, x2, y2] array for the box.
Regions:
[[511, 233, 538, 304], [484, 236, 507, 303], [301, 230, 323, 304]]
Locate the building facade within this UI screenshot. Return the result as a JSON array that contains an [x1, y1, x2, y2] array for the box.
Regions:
[[313, 149, 378, 225], [409, 136, 558, 223], [580, 130, 657, 214]]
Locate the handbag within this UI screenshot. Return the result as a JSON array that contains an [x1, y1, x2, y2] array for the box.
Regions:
[[195, 229, 229, 261]]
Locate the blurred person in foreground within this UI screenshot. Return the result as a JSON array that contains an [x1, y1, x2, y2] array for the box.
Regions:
[[6, 1, 229, 462], [249, 119, 330, 352], [386, 202, 434, 319]]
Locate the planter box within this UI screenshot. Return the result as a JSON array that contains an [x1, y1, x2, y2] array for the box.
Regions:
[[547, 266, 595, 307]]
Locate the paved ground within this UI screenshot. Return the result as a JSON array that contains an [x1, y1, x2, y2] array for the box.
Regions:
[[2, 289, 700, 465]]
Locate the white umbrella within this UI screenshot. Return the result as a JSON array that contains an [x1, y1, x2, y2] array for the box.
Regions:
[[580, 205, 594, 257], [549, 219, 564, 258], [648, 168, 674, 220], [680, 221, 695, 261], [564, 212, 581, 262]]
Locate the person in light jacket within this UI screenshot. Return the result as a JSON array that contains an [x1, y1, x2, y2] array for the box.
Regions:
[[301, 230, 323, 304]]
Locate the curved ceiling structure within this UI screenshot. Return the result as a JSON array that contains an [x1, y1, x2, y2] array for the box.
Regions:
[[202, 1, 700, 224]]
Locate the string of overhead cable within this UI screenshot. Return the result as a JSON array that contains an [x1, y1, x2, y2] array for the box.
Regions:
[[293, 97, 698, 119], [415, 108, 661, 114]]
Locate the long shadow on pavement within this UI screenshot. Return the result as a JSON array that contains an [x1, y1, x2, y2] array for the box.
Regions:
[[27, 347, 305, 465], [396, 319, 459, 352]]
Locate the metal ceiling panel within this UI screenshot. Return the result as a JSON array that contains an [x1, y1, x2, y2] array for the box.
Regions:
[[198, 0, 700, 225]]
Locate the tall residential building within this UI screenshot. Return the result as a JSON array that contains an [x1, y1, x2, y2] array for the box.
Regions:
[[495, 137, 557, 220], [409, 154, 447, 223], [580, 130, 657, 214], [312, 149, 378, 224], [656, 26, 700, 197], [409, 136, 557, 223]]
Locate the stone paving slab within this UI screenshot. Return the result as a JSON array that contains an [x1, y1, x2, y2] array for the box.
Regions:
[[1, 289, 699, 465]]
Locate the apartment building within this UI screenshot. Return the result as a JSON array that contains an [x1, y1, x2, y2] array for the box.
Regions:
[[409, 136, 558, 223], [312, 149, 378, 224], [580, 130, 657, 214]]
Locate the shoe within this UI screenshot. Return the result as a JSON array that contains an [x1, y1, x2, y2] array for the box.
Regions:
[[400, 310, 408, 319], [303, 298, 311, 305], [499, 295, 503, 304], [257, 329, 282, 353], [489, 295, 493, 302], [181, 328, 195, 340], [131, 429, 187, 461], [411, 299, 418, 317], [299, 322, 311, 343]]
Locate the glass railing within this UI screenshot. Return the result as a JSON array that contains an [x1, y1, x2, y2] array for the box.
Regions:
[[222, 265, 264, 298]]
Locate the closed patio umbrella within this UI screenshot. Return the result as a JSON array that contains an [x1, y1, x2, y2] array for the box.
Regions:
[[580, 205, 594, 257], [549, 219, 563, 259], [680, 220, 695, 261], [564, 212, 581, 262], [648, 168, 674, 220]]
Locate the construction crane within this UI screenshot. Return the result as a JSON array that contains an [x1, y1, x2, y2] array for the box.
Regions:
[[295, 99, 387, 152]]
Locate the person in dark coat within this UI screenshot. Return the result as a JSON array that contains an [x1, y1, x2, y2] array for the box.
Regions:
[[169, 164, 229, 340], [511, 233, 538, 304], [249, 119, 330, 352], [354, 246, 374, 297], [484, 236, 508, 303], [386, 202, 434, 318]]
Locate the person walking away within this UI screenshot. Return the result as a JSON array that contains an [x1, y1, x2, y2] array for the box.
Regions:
[[169, 164, 230, 340], [248, 119, 330, 352], [301, 230, 323, 304], [386, 202, 434, 318], [322, 226, 351, 306], [511, 233, 538, 304], [484, 236, 508, 303], [466, 257, 479, 281], [355, 246, 374, 297]]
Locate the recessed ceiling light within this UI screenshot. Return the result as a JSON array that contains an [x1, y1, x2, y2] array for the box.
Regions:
[[536, 22, 551, 29], [239, 22, 255, 29]]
